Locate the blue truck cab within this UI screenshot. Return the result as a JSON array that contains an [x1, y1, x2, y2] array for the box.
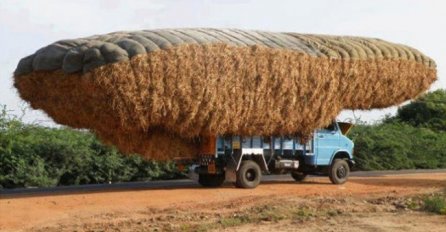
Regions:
[[189, 121, 354, 188], [310, 122, 354, 166]]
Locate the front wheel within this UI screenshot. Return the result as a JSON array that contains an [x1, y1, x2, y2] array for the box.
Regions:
[[198, 173, 225, 187], [291, 172, 307, 182], [328, 159, 350, 184], [235, 160, 262, 188]]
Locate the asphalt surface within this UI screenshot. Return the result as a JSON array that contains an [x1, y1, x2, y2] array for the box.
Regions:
[[1, 169, 445, 198]]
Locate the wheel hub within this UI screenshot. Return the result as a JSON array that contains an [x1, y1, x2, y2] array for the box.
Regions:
[[245, 169, 256, 182], [337, 166, 346, 178]]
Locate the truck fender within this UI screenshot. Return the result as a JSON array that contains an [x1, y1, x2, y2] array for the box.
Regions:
[[225, 153, 268, 182], [233, 154, 268, 172], [329, 149, 353, 165]]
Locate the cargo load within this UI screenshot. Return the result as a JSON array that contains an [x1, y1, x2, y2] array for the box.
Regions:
[[13, 28, 437, 160]]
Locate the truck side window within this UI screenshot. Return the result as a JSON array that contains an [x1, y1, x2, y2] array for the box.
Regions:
[[217, 137, 224, 152], [252, 136, 262, 148], [224, 137, 232, 152], [323, 122, 337, 131], [262, 137, 271, 149], [274, 138, 281, 149], [282, 138, 293, 150], [242, 137, 251, 148], [295, 138, 304, 150]]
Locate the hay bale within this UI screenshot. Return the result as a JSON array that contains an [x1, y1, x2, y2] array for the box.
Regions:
[[13, 29, 437, 160]]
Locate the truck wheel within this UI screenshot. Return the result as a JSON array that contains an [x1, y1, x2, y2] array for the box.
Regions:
[[329, 159, 350, 184], [291, 172, 307, 182], [235, 160, 262, 188], [198, 173, 225, 187]]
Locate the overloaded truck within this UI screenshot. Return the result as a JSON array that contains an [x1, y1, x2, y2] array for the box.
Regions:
[[183, 121, 355, 189]]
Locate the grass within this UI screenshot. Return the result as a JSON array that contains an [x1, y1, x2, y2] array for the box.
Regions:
[[179, 224, 210, 232], [294, 207, 315, 219], [218, 216, 250, 227], [423, 195, 446, 215], [178, 202, 329, 231]]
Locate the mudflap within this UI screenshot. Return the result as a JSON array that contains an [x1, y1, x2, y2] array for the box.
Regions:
[[225, 165, 237, 182], [225, 152, 240, 182]]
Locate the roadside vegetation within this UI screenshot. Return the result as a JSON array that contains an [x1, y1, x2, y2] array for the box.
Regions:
[[422, 194, 446, 215], [350, 89, 446, 170], [0, 106, 182, 189], [1, 90, 446, 189]]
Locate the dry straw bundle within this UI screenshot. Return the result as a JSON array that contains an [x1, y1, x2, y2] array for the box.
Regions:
[[13, 29, 436, 160]]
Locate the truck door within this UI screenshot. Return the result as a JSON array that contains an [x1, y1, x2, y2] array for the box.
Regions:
[[315, 122, 340, 165]]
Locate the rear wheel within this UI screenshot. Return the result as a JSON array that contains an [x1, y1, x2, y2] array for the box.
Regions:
[[291, 172, 307, 182], [328, 159, 350, 184], [198, 173, 225, 187], [235, 160, 262, 188]]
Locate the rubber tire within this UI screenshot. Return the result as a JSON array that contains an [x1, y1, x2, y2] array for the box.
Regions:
[[198, 173, 225, 187], [328, 159, 350, 185], [291, 172, 307, 182], [235, 160, 262, 189]]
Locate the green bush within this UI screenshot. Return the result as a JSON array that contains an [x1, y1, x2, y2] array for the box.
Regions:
[[394, 89, 446, 131], [423, 195, 446, 215], [0, 105, 183, 189], [349, 90, 446, 171], [349, 122, 446, 170]]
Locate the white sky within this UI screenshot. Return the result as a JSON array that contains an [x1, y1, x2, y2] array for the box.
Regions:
[[0, 0, 445, 125]]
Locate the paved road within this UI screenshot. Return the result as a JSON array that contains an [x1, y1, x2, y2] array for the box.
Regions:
[[1, 169, 446, 197]]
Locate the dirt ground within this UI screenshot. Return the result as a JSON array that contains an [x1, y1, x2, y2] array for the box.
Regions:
[[1, 173, 445, 232]]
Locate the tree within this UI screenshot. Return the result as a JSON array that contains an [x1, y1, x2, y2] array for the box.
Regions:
[[396, 90, 446, 131]]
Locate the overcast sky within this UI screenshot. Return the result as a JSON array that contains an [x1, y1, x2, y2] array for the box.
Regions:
[[0, 0, 445, 125]]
